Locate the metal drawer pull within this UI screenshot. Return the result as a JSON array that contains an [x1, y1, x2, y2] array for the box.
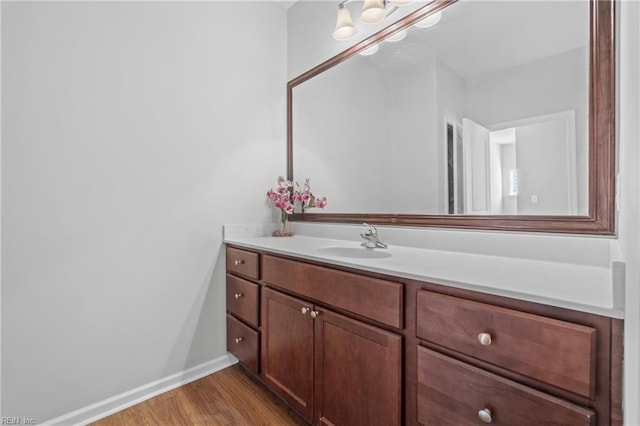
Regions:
[[234, 293, 243, 299], [234, 259, 245, 266], [301, 307, 310, 315], [310, 310, 320, 319], [235, 337, 243, 344], [477, 332, 492, 346], [478, 408, 492, 423]]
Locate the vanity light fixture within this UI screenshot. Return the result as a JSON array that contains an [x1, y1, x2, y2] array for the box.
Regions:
[[333, 1, 443, 53], [360, 0, 387, 23], [333, 4, 358, 40], [333, 0, 408, 40]]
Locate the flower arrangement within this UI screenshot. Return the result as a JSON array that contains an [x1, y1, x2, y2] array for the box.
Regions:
[[266, 176, 327, 236]]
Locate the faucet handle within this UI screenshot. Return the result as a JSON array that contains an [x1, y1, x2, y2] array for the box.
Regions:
[[362, 222, 377, 236]]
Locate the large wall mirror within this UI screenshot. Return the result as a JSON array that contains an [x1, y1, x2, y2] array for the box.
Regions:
[[288, 0, 615, 234]]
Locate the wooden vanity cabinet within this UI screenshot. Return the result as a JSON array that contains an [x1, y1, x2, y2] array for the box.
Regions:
[[225, 247, 261, 374], [417, 346, 596, 425], [314, 302, 402, 426], [225, 245, 622, 426], [413, 288, 621, 426], [262, 286, 402, 426], [416, 290, 597, 398], [261, 288, 315, 418]]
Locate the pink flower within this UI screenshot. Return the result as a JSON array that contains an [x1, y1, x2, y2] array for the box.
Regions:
[[267, 176, 327, 215], [313, 197, 327, 208]]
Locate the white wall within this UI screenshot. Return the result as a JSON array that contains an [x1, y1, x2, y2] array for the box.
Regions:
[[467, 48, 589, 214], [294, 56, 391, 213], [618, 1, 640, 423], [515, 120, 571, 215], [388, 59, 439, 213], [436, 58, 469, 213], [1, 2, 286, 422], [288, 2, 639, 425]]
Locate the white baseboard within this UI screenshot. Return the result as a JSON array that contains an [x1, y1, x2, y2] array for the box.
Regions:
[[41, 353, 239, 426]]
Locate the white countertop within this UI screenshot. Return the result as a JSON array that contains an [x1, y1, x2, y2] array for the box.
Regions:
[[223, 233, 623, 319]]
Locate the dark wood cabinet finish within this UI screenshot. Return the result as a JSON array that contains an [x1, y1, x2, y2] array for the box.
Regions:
[[226, 247, 260, 280], [225, 245, 622, 426], [226, 247, 262, 374], [314, 307, 402, 426], [262, 288, 315, 419], [226, 314, 259, 374], [262, 254, 403, 329], [416, 290, 597, 398], [226, 274, 260, 328], [417, 346, 596, 425]]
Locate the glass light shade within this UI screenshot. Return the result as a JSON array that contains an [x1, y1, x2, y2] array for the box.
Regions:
[[359, 44, 380, 56], [414, 11, 442, 28], [385, 28, 408, 42], [390, 0, 415, 5], [360, 0, 386, 24], [333, 6, 358, 40]]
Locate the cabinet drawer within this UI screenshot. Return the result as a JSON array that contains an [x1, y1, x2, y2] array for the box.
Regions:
[[226, 274, 260, 327], [226, 247, 259, 280], [227, 314, 259, 374], [263, 255, 403, 329], [416, 291, 596, 398], [417, 346, 595, 425]]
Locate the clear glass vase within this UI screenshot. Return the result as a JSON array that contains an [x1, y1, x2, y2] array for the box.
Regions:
[[272, 210, 293, 237]]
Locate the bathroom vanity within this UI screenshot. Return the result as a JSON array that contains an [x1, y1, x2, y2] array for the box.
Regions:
[[226, 0, 622, 423], [224, 235, 622, 426]]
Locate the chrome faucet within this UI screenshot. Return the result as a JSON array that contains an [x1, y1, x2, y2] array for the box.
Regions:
[[360, 223, 388, 249]]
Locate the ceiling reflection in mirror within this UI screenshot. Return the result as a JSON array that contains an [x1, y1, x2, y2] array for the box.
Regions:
[[292, 0, 589, 216]]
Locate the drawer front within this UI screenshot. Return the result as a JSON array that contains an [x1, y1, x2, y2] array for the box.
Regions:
[[226, 274, 260, 327], [417, 346, 595, 426], [416, 291, 596, 398], [263, 255, 403, 329], [227, 314, 259, 374], [226, 247, 259, 280]]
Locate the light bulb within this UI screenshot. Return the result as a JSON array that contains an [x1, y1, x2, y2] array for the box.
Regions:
[[414, 11, 442, 29], [360, 0, 386, 24], [391, 0, 415, 5], [359, 44, 380, 56], [333, 6, 358, 40], [386, 28, 408, 42]]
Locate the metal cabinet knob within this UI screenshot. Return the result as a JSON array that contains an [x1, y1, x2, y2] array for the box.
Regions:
[[301, 307, 310, 315], [478, 332, 492, 346], [235, 337, 243, 344], [478, 408, 492, 423], [310, 310, 319, 319], [234, 259, 245, 266], [234, 293, 243, 299]]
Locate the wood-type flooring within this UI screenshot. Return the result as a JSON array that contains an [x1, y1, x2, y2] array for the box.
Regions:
[[91, 364, 308, 425]]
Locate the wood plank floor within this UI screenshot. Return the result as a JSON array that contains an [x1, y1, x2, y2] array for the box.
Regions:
[[91, 364, 308, 426]]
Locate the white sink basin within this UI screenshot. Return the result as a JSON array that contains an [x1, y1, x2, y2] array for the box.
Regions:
[[314, 246, 392, 259]]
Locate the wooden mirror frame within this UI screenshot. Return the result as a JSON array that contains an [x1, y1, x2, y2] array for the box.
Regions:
[[287, 0, 615, 235]]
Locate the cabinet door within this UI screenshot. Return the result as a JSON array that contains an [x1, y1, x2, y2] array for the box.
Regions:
[[314, 308, 402, 426], [262, 287, 315, 419]]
